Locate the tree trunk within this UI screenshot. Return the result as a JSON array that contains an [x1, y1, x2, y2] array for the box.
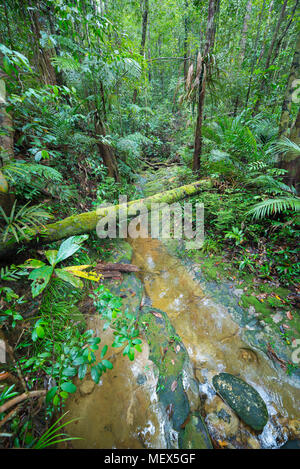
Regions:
[[239, 0, 252, 63], [278, 33, 300, 137], [0, 179, 212, 258], [133, 0, 149, 103], [0, 69, 15, 215], [183, 0, 189, 82], [279, 109, 300, 192], [95, 118, 120, 182], [28, 1, 57, 86], [270, 0, 299, 68], [254, 0, 288, 113], [245, 0, 266, 106], [193, 0, 219, 172]]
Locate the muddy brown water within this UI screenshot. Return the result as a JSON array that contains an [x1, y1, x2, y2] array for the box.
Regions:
[[63, 233, 299, 449]]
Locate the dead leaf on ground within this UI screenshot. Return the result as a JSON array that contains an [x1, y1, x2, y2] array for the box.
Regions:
[[150, 310, 163, 319], [171, 380, 178, 392]]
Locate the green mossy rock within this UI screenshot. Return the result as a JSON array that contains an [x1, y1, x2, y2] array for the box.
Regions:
[[178, 413, 213, 449], [105, 273, 143, 317], [139, 307, 190, 431], [108, 239, 133, 264], [212, 373, 268, 431]]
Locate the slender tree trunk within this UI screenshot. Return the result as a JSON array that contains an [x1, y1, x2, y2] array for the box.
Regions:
[[245, 0, 266, 106], [0, 68, 15, 214], [233, 0, 252, 115], [239, 0, 252, 63], [133, 0, 149, 104], [270, 0, 299, 67], [183, 0, 189, 82], [95, 117, 120, 182], [28, 1, 57, 86], [254, 0, 288, 113], [279, 33, 300, 137], [193, 0, 219, 172]]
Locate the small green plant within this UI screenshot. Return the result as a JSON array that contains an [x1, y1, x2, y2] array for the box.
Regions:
[[238, 253, 257, 273], [32, 412, 81, 449], [201, 237, 222, 254], [224, 226, 245, 246], [91, 285, 143, 362], [0, 385, 19, 414], [23, 235, 101, 298]]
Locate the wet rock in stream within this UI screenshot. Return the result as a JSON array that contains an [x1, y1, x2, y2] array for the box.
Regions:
[[178, 413, 213, 449], [139, 306, 213, 449], [212, 373, 269, 432]]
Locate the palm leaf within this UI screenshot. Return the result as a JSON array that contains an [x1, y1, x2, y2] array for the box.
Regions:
[[247, 197, 300, 220]]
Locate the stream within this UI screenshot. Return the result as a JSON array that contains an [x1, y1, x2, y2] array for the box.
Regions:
[[62, 174, 300, 450]]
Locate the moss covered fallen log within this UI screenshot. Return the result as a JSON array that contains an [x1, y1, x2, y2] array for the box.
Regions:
[[0, 179, 211, 259]]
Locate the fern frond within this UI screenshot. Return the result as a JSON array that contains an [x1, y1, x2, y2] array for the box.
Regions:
[[2, 162, 63, 183], [0, 202, 52, 242], [250, 175, 295, 194], [247, 197, 300, 220]]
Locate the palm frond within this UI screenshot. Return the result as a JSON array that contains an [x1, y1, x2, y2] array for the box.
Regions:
[[270, 137, 300, 157], [2, 162, 63, 184], [0, 201, 52, 242], [247, 197, 300, 220]]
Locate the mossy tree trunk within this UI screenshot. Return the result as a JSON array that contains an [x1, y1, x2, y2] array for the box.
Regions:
[[279, 109, 300, 192], [0, 179, 212, 259]]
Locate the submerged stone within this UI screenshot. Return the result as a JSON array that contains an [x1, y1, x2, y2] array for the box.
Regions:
[[178, 413, 213, 449], [212, 373, 268, 431]]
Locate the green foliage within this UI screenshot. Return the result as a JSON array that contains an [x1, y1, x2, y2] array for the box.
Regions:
[[32, 412, 81, 449], [91, 286, 143, 362], [22, 235, 100, 298], [0, 201, 52, 242], [0, 385, 19, 412], [247, 197, 300, 220], [92, 177, 138, 206], [224, 226, 245, 246]]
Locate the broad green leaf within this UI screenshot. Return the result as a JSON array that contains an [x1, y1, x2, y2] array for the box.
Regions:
[[55, 235, 89, 264], [91, 365, 101, 383], [102, 359, 113, 370], [45, 250, 58, 266], [78, 364, 87, 380], [36, 325, 45, 338], [46, 386, 58, 404], [28, 265, 54, 298], [22, 259, 46, 269], [100, 345, 108, 358], [61, 381, 77, 393], [62, 366, 77, 377]]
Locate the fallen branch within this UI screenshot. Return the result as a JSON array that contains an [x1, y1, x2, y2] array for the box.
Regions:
[[0, 404, 21, 428], [96, 263, 139, 273], [0, 390, 46, 414]]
